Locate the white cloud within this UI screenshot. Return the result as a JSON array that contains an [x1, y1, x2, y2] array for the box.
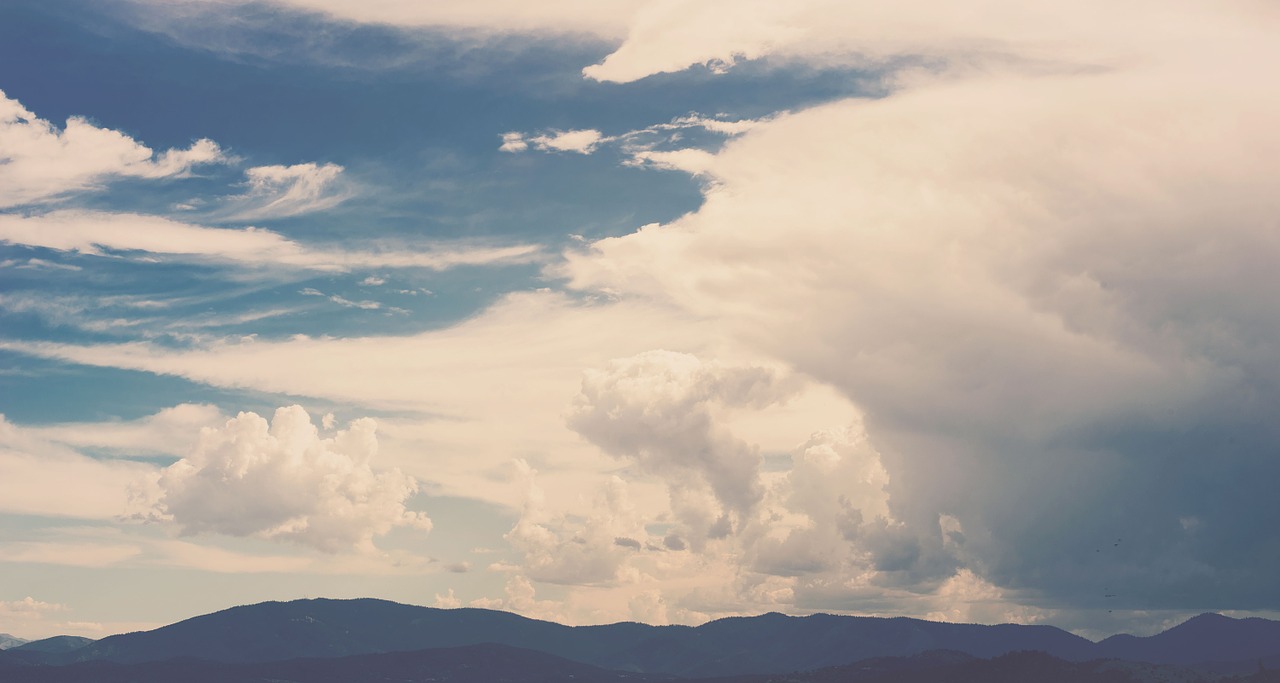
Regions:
[[503, 463, 643, 585], [582, 0, 802, 83], [624, 148, 716, 175], [0, 597, 66, 617], [434, 589, 463, 608], [0, 89, 223, 208], [504, 113, 764, 166], [155, 405, 430, 553], [0, 210, 542, 272], [568, 350, 797, 542], [580, 0, 1267, 83], [555, 2, 1280, 615], [498, 132, 529, 153], [27, 403, 224, 456], [222, 162, 349, 219], [0, 415, 156, 520], [528, 129, 606, 154]]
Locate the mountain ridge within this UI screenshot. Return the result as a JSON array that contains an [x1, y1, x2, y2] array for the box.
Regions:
[[0, 633, 28, 650], [30, 598, 1280, 676]]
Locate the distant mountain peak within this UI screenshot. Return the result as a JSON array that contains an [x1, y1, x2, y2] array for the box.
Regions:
[[0, 633, 28, 650]]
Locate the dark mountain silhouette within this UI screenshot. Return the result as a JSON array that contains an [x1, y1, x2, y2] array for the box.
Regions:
[[8, 647, 1271, 683], [1098, 613, 1280, 666], [600, 611, 1096, 676], [13, 636, 95, 654], [47, 598, 1097, 675], [0, 642, 668, 683], [787, 650, 1206, 683], [27, 599, 1280, 678], [0, 648, 28, 668], [3, 637, 101, 666]]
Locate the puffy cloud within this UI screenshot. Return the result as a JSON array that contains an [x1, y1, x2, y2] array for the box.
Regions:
[[569, 351, 796, 541], [0, 90, 223, 208], [155, 406, 430, 553], [503, 463, 643, 585], [0, 210, 541, 272], [746, 423, 895, 578], [0, 291, 716, 510], [557, 2, 1280, 615]]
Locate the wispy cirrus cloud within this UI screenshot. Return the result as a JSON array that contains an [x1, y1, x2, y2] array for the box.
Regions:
[[0, 211, 541, 273], [218, 162, 351, 220]]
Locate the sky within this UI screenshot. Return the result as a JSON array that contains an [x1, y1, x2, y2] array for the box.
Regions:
[[1, 0, 1279, 643]]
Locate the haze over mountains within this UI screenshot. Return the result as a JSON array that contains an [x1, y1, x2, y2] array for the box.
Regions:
[[3, 598, 1280, 683]]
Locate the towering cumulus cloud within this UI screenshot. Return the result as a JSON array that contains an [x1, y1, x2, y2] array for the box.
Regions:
[[157, 406, 430, 553], [561, 5, 1280, 615], [570, 351, 795, 544]]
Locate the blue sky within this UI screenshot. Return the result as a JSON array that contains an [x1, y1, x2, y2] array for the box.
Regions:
[[2, 0, 1279, 641]]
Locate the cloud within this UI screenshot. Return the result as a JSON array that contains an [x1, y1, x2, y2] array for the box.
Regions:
[[503, 113, 764, 167], [624, 148, 716, 175], [0, 210, 541, 272], [503, 129, 606, 155], [0, 597, 66, 617], [556, 4, 1280, 615], [156, 0, 645, 39], [569, 351, 796, 542], [745, 423, 897, 578], [503, 462, 643, 585], [26, 403, 224, 456], [0, 415, 156, 520], [155, 406, 430, 552], [0, 90, 223, 208], [582, 0, 802, 83], [579, 0, 1263, 83], [498, 132, 529, 153], [222, 162, 349, 219]]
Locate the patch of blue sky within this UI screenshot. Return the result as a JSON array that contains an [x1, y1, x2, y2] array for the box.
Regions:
[[0, 351, 264, 424], [0, 0, 876, 430]]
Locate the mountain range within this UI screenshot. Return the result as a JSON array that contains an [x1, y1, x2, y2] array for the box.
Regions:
[[3, 599, 1279, 682]]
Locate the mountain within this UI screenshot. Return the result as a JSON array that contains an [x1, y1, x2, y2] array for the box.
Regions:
[[50, 598, 1099, 675], [599, 612, 1096, 676], [60, 598, 653, 668], [0, 642, 666, 683], [1098, 613, 1280, 666], [10, 648, 1262, 683], [13, 636, 96, 654], [32, 599, 1280, 677], [0, 633, 28, 650], [782, 650, 1228, 683]]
